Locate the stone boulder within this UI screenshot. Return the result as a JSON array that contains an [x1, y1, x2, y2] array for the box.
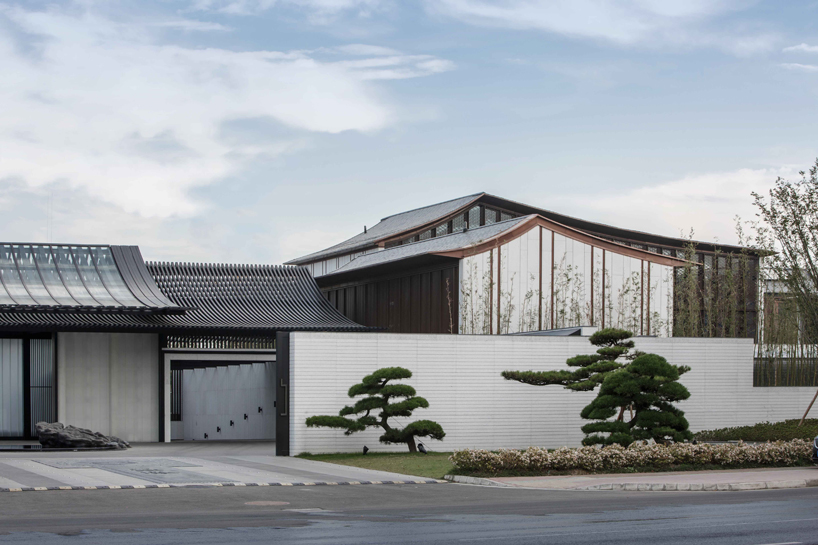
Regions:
[[35, 422, 131, 450]]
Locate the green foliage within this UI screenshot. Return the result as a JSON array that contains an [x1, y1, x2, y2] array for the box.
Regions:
[[305, 367, 445, 452], [502, 328, 634, 392], [694, 419, 818, 442], [581, 353, 693, 446]]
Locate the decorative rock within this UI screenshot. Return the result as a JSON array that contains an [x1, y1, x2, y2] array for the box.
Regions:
[[35, 422, 131, 450]]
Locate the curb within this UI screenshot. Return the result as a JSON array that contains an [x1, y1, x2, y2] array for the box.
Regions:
[[0, 479, 448, 493], [577, 478, 818, 492], [444, 475, 511, 487]]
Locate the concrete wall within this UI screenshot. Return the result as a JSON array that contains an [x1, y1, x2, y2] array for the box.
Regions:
[[288, 333, 818, 455], [57, 332, 158, 442]]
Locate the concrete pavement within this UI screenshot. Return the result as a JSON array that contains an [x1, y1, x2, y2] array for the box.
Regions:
[[0, 442, 444, 491], [447, 466, 818, 491]]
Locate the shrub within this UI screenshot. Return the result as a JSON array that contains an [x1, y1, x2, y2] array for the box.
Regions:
[[449, 440, 811, 475], [695, 419, 818, 442]]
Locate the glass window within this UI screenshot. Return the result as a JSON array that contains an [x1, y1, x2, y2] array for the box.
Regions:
[[418, 230, 432, 241], [13, 246, 57, 305], [435, 224, 448, 237], [452, 214, 466, 234], [468, 206, 480, 228], [484, 208, 498, 226], [500, 211, 513, 222]]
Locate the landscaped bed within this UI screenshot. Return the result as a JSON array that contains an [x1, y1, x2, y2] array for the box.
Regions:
[[449, 440, 813, 477], [694, 419, 818, 442]]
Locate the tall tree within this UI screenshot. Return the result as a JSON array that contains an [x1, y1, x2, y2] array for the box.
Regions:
[[305, 367, 445, 453], [753, 160, 818, 422], [581, 353, 692, 446]]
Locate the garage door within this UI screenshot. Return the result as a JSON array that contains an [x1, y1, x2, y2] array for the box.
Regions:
[[172, 362, 276, 441]]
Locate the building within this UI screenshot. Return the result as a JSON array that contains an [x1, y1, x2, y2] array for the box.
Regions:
[[287, 193, 762, 338], [0, 243, 371, 446]]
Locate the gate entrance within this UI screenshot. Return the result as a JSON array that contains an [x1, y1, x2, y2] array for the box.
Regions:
[[169, 361, 275, 442]]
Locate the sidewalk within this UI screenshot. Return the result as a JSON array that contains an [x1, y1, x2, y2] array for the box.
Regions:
[[0, 442, 445, 492], [447, 466, 818, 491]]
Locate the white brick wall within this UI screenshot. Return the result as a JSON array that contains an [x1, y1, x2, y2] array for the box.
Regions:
[[289, 333, 818, 455]]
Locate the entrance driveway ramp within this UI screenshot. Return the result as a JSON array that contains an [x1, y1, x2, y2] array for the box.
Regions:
[[447, 467, 818, 492], [0, 442, 444, 493]]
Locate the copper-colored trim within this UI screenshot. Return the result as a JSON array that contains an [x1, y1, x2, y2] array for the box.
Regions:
[[497, 244, 501, 334], [602, 249, 606, 329], [640, 260, 644, 335], [433, 215, 690, 267], [538, 227, 543, 331], [590, 245, 594, 327], [550, 230, 555, 330]]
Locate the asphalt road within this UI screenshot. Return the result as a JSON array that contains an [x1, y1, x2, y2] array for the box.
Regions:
[[1, 484, 818, 544]]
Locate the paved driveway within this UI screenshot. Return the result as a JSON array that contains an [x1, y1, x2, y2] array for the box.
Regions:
[[0, 442, 439, 490]]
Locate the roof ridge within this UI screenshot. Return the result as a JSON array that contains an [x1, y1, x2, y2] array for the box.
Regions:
[[378, 192, 484, 221]]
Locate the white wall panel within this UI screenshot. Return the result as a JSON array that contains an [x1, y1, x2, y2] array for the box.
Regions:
[[57, 333, 158, 442], [0, 339, 23, 437], [289, 333, 818, 455]]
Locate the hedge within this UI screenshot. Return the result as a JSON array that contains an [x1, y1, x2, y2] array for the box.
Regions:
[[694, 419, 818, 442], [449, 440, 812, 474]]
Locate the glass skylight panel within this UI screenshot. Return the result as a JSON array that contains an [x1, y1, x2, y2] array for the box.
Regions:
[[33, 246, 77, 305], [91, 247, 144, 307], [0, 245, 37, 305], [53, 246, 100, 306], [72, 247, 120, 306], [13, 246, 58, 305]]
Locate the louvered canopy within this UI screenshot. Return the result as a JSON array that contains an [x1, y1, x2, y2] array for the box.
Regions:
[[0, 246, 373, 334]]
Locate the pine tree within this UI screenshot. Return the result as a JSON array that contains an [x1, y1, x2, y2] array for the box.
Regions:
[[305, 367, 445, 453], [502, 328, 635, 392], [580, 353, 693, 446]]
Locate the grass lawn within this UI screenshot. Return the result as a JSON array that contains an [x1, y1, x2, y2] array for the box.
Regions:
[[298, 451, 454, 480]]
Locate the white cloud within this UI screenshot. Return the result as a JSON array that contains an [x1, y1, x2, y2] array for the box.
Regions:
[[783, 43, 818, 53], [152, 19, 233, 32], [780, 62, 818, 72], [0, 4, 451, 218], [189, 0, 383, 17], [426, 0, 772, 54], [545, 167, 794, 245]]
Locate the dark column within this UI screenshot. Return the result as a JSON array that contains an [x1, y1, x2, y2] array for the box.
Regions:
[[275, 331, 290, 456]]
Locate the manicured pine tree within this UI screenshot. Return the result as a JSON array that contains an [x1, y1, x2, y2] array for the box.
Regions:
[[502, 328, 635, 394], [580, 353, 693, 446], [306, 367, 445, 453]]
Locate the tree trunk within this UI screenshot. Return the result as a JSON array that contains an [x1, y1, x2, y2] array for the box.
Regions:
[[799, 387, 818, 426], [406, 435, 417, 453], [617, 406, 626, 422]]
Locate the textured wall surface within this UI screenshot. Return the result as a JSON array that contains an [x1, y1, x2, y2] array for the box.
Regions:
[[58, 332, 158, 442], [288, 333, 818, 455]]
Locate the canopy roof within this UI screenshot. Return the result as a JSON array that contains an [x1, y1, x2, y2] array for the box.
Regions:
[[0, 245, 372, 335], [0, 244, 180, 312]]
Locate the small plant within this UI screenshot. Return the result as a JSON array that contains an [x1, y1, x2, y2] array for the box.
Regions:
[[305, 367, 445, 453]]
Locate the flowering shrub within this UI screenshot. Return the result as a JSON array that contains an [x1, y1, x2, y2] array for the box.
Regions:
[[449, 440, 812, 474]]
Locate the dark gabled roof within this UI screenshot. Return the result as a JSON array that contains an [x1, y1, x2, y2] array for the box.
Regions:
[[285, 194, 482, 265], [0, 258, 373, 335], [320, 216, 529, 277], [316, 214, 691, 286], [288, 193, 764, 267], [0, 243, 181, 313]]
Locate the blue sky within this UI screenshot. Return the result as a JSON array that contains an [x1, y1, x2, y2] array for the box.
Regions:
[[1, 0, 817, 263]]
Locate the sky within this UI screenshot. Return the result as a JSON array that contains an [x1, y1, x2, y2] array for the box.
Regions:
[[1, 0, 817, 263]]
